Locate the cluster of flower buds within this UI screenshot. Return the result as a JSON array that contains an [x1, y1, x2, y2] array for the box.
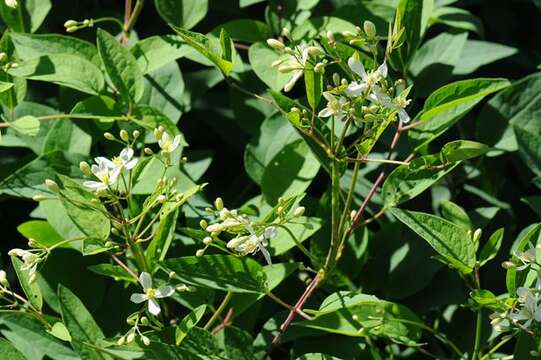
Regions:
[[7, 247, 45, 283], [63, 19, 94, 33], [267, 30, 326, 92], [4, 0, 17, 9]]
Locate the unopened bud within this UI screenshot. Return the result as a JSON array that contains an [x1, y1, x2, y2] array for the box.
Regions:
[[326, 31, 335, 44], [199, 219, 208, 230], [0, 52, 7, 63], [203, 237, 212, 245], [352, 314, 359, 321], [195, 249, 205, 257], [141, 336, 150, 346], [126, 332, 135, 343], [32, 195, 47, 202], [214, 197, 224, 211], [157, 195, 166, 203], [266, 38, 285, 50], [132, 130, 140, 139], [307, 46, 324, 57], [104, 132, 115, 141], [79, 161, 91, 176], [0, 270, 8, 286], [144, 147, 153, 155], [363, 20, 377, 38], [28, 273, 37, 284], [332, 73, 340, 86], [66, 26, 78, 33], [140, 316, 149, 325], [502, 261, 516, 269], [117, 336, 125, 346], [277, 206, 284, 215], [473, 228, 482, 242], [176, 284, 191, 292], [314, 63, 325, 74], [64, 20, 77, 28], [45, 179, 59, 193], [350, 210, 357, 220], [342, 31, 356, 37], [119, 129, 129, 141], [281, 27, 290, 38], [294, 206, 305, 217]]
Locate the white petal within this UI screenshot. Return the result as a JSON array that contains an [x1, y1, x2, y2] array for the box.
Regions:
[[322, 92, 335, 102], [125, 158, 138, 170], [377, 61, 388, 78], [83, 181, 105, 190], [109, 167, 121, 185], [345, 83, 367, 97], [259, 245, 272, 265], [158, 133, 169, 148], [130, 293, 148, 304], [95, 157, 115, 169], [398, 109, 410, 123], [348, 56, 367, 79], [284, 70, 303, 92], [139, 272, 152, 291], [155, 286, 175, 298], [148, 298, 161, 315], [120, 147, 134, 161], [318, 107, 333, 118]]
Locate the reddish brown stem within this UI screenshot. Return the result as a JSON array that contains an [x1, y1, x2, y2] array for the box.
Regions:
[[269, 272, 323, 349], [122, 0, 132, 45]]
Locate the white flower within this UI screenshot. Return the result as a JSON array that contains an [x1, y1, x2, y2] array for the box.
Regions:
[[278, 45, 323, 92], [227, 234, 272, 265], [515, 243, 538, 270], [97, 148, 138, 172], [83, 158, 121, 191], [5, 0, 17, 9], [264, 226, 278, 240], [369, 85, 411, 123], [318, 92, 348, 121], [509, 288, 541, 328], [346, 56, 387, 97], [130, 272, 174, 316], [158, 132, 181, 153]]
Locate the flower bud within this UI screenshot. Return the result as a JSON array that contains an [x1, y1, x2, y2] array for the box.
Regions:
[[195, 249, 205, 257], [203, 236, 213, 245], [363, 20, 377, 38], [350, 210, 357, 221], [314, 63, 325, 74], [0, 52, 7, 63], [66, 26, 78, 33], [342, 31, 357, 37], [307, 46, 324, 57], [326, 31, 335, 44], [64, 20, 78, 28], [199, 219, 208, 230], [79, 161, 91, 176], [32, 195, 47, 202], [294, 206, 305, 217], [281, 27, 290, 38], [119, 129, 129, 141], [132, 130, 140, 139], [352, 314, 359, 321], [45, 179, 59, 193], [29, 273, 37, 284], [140, 316, 149, 325], [117, 336, 125, 346], [271, 58, 285, 68], [5, 0, 17, 9], [227, 236, 247, 249], [284, 46, 294, 55], [332, 73, 340, 86], [126, 332, 135, 343], [266, 38, 285, 50], [278, 63, 302, 73], [501, 261, 516, 269], [215, 197, 224, 211], [0, 270, 8, 286], [176, 284, 191, 292], [141, 336, 150, 346], [104, 132, 115, 141], [277, 206, 284, 215], [144, 147, 153, 155], [157, 195, 166, 203], [473, 228, 482, 242]]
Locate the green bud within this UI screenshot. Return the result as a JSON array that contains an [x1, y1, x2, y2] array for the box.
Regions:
[[199, 219, 208, 230], [117, 336, 125, 346], [104, 132, 115, 141], [66, 26, 78, 33], [79, 161, 91, 176], [132, 130, 140, 139], [266, 38, 285, 50], [119, 129, 129, 141], [144, 147, 153, 155], [195, 249, 205, 257], [326, 31, 335, 44], [45, 179, 59, 193], [363, 20, 377, 38], [314, 63, 325, 74], [64, 20, 78, 28], [203, 236, 213, 245], [215, 197, 224, 210]]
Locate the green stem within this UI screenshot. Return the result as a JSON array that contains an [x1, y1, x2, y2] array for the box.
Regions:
[[480, 335, 514, 360], [126, 0, 145, 33], [325, 157, 341, 270], [472, 309, 483, 360], [204, 292, 232, 330]]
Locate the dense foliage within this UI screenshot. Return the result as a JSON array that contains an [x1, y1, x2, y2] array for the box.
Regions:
[[0, 0, 540, 359]]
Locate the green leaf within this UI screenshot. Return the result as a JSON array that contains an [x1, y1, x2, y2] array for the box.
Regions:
[[11, 257, 43, 311], [269, 217, 322, 256], [441, 140, 490, 162], [8, 54, 105, 95], [248, 42, 292, 91], [161, 255, 267, 293], [470, 289, 505, 311], [479, 228, 504, 267], [514, 125, 541, 177], [131, 35, 191, 74], [170, 26, 233, 76], [9, 115, 40, 136], [291, 16, 356, 40], [0, 0, 51, 33], [0, 80, 14, 93], [0, 314, 79, 360], [440, 200, 472, 231], [261, 139, 320, 205], [56, 175, 111, 241], [10, 32, 100, 66], [453, 40, 517, 75], [87, 264, 137, 283], [390, 208, 476, 273], [409, 78, 510, 149], [0, 339, 25, 360], [430, 7, 483, 35], [155, 0, 208, 30], [175, 305, 206, 345], [304, 64, 323, 110], [210, 20, 272, 43], [42, 118, 92, 155], [522, 196, 541, 217], [299, 291, 422, 345], [17, 220, 65, 248], [0, 151, 84, 198], [382, 153, 460, 208], [146, 208, 179, 268], [97, 29, 144, 103], [58, 285, 109, 360]]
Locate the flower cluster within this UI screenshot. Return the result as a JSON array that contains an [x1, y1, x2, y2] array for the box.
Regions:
[[7, 248, 45, 283]]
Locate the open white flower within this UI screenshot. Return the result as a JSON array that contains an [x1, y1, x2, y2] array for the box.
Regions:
[[130, 272, 174, 316], [83, 158, 121, 191], [346, 56, 387, 97], [318, 92, 348, 121], [158, 132, 182, 153], [5, 0, 17, 9], [369, 85, 411, 123], [509, 287, 541, 328], [227, 225, 277, 265], [96, 148, 138, 172], [515, 242, 538, 270]]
